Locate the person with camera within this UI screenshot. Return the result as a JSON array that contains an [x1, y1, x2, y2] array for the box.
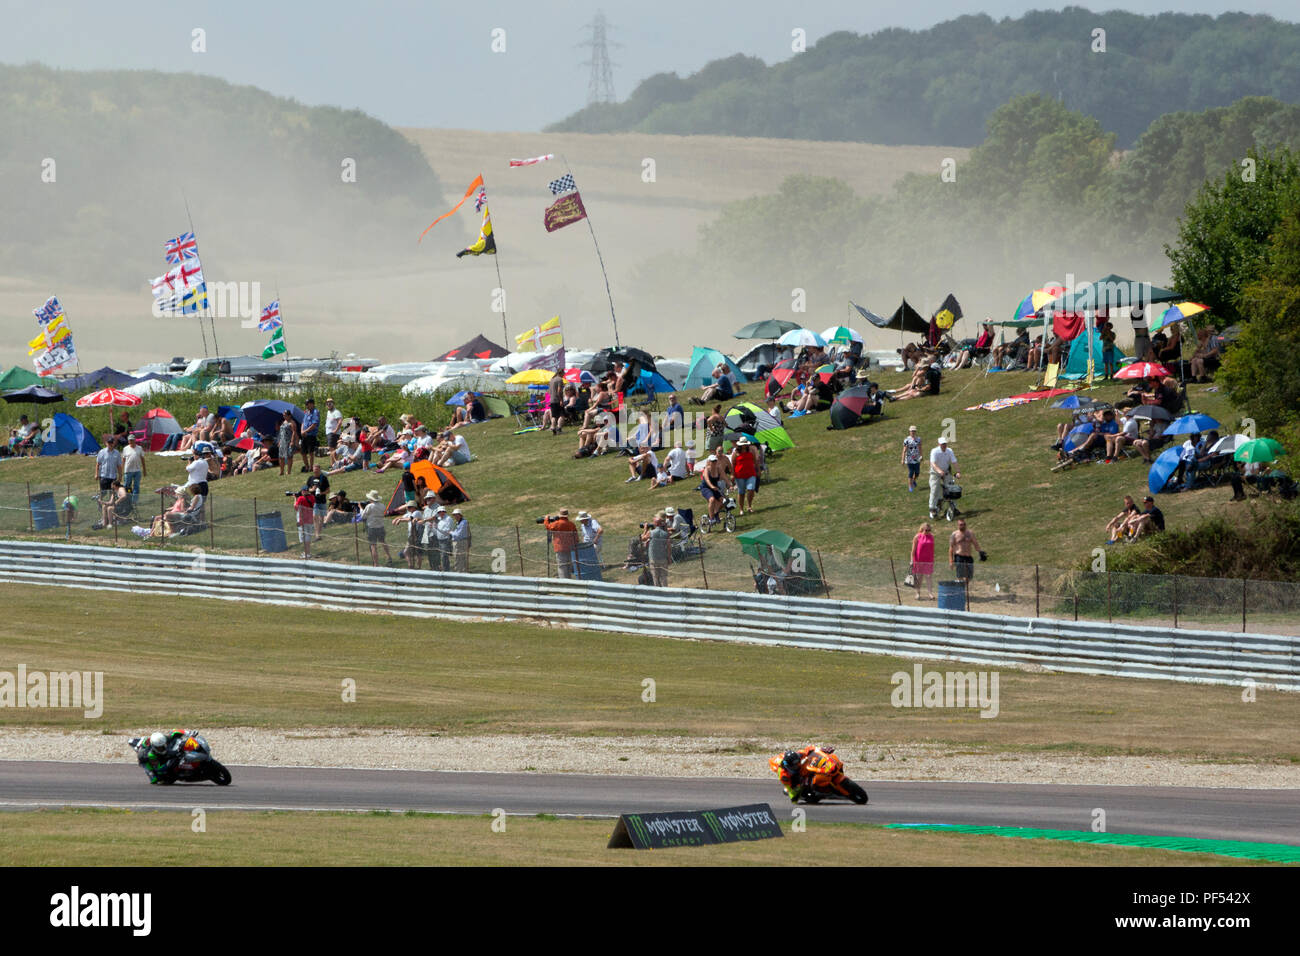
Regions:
[[540, 510, 578, 578], [293, 485, 316, 559], [641, 515, 671, 587]]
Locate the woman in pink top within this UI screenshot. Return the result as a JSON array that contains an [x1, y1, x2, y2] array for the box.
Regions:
[[910, 522, 936, 600]]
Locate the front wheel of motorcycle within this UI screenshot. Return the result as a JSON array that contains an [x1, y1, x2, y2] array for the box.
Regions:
[[843, 779, 868, 805], [208, 761, 233, 786]]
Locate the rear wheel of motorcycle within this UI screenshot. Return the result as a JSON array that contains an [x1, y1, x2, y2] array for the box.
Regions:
[[209, 761, 233, 786], [843, 779, 868, 805]]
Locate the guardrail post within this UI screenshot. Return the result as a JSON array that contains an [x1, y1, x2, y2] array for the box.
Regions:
[[515, 525, 524, 575], [253, 498, 260, 554], [1173, 575, 1179, 629], [1035, 564, 1040, 617], [889, 557, 901, 605], [698, 543, 709, 589], [1242, 577, 1247, 634]]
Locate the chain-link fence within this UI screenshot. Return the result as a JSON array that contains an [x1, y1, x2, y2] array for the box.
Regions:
[[2, 477, 1298, 636]]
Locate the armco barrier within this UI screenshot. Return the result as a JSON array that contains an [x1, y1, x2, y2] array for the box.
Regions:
[[0, 540, 1295, 691]]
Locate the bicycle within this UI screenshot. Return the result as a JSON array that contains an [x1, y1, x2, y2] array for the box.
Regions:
[[700, 486, 737, 534]]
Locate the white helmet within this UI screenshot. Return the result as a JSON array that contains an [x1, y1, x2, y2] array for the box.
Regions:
[[149, 732, 167, 752]]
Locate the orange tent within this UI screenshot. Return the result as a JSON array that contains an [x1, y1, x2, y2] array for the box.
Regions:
[[384, 460, 470, 515]]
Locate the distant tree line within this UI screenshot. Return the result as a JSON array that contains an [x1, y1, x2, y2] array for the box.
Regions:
[[549, 9, 1300, 148]]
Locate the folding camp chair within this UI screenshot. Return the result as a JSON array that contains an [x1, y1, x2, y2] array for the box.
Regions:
[[513, 385, 548, 429]]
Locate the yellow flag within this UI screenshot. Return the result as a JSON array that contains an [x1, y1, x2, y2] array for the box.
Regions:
[[538, 316, 563, 349], [515, 324, 540, 353]]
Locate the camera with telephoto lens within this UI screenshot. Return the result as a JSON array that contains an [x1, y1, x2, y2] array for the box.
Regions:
[[284, 491, 297, 497], [536, 516, 549, 524]]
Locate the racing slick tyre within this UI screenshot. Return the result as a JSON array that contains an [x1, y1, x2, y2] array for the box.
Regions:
[[842, 779, 868, 805], [208, 761, 233, 786]]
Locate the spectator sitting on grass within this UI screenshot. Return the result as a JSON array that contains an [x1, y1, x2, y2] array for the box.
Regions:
[[1105, 495, 1140, 544], [326, 436, 365, 475], [574, 411, 611, 458], [325, 490, 358, 525], [652, 441, 689, 489], [625, 444, 658, 483], [432, 428, 471, 467], [1124, 495, 1165, 538]]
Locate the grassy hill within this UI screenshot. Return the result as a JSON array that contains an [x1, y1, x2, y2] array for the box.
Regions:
[[0, 368, 1265, 608]]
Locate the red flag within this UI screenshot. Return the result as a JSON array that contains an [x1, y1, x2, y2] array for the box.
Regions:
[[543, 191, 588, 233], [419, 174, 485, 243]]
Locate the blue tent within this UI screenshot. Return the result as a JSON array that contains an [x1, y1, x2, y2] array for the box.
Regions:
[[628, 368, 676, 396], [40, 412, 100, 456], [684, 347, 746, 388], [56, 366, 141, 392], [1061, 330, 1124, 380]]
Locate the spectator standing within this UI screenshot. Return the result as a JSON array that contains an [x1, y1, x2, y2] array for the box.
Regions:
[[121, 434, 146, 507], [306, 464, 330, 535], [543, 509, 579, 578], [928, 436, 959, 521], [705, 405, 725, 455], [431, 505, 453, 571], [450, 508, 470, 572], [184, 449, 209, 499], [910, 522, 936, 600], [299, 398, 320, 472], [93, 437, 122, 529], [324, 398, 342, 453], [360, 490, 392, 565], [578, 510, 603, 558], [277, 410, 298, 477], [730, 436, 759, 515], [664, 394, 685, 438], [294, 486, 316, 559], [643, 516, 671, 587], [902, 425, 923, 492], [949, 518, 982, 587]]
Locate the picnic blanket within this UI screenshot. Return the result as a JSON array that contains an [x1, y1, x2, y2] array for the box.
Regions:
[[965, 388, 1075, 412]]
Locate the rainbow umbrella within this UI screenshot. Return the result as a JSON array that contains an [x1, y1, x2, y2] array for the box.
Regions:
[[1150, 302, 1208, 335], [820, 326, 863, 346], [1012, 285, 1067, 321], [813, 363, 836, 383]]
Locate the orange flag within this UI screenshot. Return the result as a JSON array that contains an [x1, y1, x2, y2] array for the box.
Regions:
[[418, 174, 484, 243]]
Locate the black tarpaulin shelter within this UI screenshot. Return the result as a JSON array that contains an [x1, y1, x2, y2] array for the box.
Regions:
[[439, 334, 508, 361], [853, 299, 929, 334]]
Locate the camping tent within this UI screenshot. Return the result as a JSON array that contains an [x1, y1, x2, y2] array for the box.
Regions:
[[57, 366, 140, 392], [683, 347, 746, 389], [629, 368, 677, 395], [438, 334, 508, 361], [0, 366, 45, 391], [726, 402, 794, 451], [39, 412, 100, 456], [1061, 330, 1124, 380], [383, 460, 470, 516], [139, 408, 183, 451]]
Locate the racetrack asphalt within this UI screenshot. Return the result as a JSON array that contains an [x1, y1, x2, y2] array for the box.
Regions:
[[2, 760, 1298, 845]]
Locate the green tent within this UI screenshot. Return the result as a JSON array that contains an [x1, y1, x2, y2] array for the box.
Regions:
[[1043, 274, 1179, 314], [737, 528, 826, 596], [169, 371, 218, 391], [1061, 330, 1124, 380], [685, 346, 746, 388], [0, 366, 45, 391], [480, 394, 510, 418]]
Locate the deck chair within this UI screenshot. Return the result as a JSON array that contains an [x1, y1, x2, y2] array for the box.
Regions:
[[1035, 362, 1060, 390]]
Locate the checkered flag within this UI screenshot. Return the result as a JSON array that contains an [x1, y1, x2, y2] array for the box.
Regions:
[[548, 173, 576, 196]]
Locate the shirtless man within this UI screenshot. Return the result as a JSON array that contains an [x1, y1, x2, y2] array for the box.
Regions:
[[948, 518, 982, 586]]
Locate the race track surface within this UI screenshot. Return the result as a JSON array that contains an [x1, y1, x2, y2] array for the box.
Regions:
[[2, 761, 1298, 845]]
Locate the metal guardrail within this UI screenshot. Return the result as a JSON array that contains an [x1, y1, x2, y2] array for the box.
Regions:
[[1, 540, 1295, 691]]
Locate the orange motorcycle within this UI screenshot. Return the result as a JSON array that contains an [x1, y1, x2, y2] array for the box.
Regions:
[[769, 746, 868, 805]]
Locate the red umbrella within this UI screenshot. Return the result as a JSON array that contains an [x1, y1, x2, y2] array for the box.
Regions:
[[75, 387, 143, 408], [768, 368, 797, 389], [75, 387, 143, 438], [1115, 362, 1170, 380]]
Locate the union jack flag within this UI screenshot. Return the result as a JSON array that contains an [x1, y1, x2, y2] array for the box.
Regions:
[[258, 300, 282, 332], [164, 231, 199, 263], [474, 189, 488, 212], [33, 296, 63, 325]]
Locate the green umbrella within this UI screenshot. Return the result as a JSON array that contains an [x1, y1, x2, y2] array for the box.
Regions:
[[734, 319, 801, 340], [1234, 438, 1285, 464]]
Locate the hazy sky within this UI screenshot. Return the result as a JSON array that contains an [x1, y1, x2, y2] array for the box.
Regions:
[[2, 1, 1296, 131]]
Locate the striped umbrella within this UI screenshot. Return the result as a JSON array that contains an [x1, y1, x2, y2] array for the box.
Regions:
[[777, 328, 826, 348], [820, 326, 863, 346], [1012, 285, 1067, 321], [75, 387, 143, 437], [1150, 301, 1209, 334]]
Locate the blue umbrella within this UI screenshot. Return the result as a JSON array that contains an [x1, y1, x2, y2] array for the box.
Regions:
[[445, 390, 480, 406], [240, 399, 303, 437], [1051, 395, 1105, 410], [1148, 446, 1182, 494], [1063, 422, 1094, 453], [216, 405, 244, 421], [1164, 413, 1219, 435]]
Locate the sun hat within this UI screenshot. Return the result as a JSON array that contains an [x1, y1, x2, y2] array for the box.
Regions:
[[365, 490, 381, 502], [435, 505, 447, 513], [908, 425, 917, 432], [578, 511, 591, 520], [664, 506, 676, 516], [707, 454, 717, 462], [558, 508, 570, 517], [452, 508, 462, 515], [855, 368, 871, 380], [937, 436, 948, 444]]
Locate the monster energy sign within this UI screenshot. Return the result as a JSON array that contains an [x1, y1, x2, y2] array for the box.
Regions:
[[607, 804, 783, 849]]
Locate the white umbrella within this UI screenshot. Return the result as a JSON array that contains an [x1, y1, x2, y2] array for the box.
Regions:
[[778, 328, 826, 348], [1210, 433, 1252, 456]]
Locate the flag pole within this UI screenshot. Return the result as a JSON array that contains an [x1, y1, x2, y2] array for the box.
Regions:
[[560, 155, 619, 348], [275, 281, 292, 380], [183, 193, 221, 366], [482, 174, 509, 347]]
